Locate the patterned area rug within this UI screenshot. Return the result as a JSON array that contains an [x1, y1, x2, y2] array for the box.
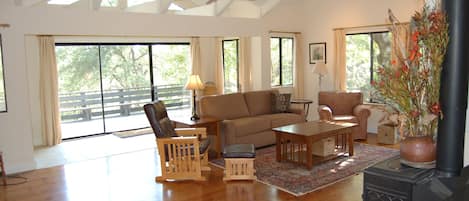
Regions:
[[210, 143, 399, 196]]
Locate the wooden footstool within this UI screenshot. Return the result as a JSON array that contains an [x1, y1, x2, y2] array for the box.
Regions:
[[223, 144, 256, 181]]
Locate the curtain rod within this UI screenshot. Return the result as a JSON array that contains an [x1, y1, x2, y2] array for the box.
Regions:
[[0, 24, 10, 28], [333, 22, 409, 31], [269, 30, 301, 34]]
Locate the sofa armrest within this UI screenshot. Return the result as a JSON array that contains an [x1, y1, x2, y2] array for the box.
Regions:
[[353, 104, 371, 120], [318, 105, 333, 120], [221, 120, 237, 146]]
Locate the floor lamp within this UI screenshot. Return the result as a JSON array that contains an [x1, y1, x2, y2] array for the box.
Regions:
[[313, 62, 328, 90], [185, 75, 205, 120]]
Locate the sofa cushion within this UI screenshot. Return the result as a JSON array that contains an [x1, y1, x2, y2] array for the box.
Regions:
[[244, 90, 276, 116], [271, 93, 291, 113], [200, 93, 250, 120], [224, 117, 271, 137], [258, 113, 304, 128]]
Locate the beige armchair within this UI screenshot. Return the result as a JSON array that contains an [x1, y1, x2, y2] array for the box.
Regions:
[[317, 91, 371, 140]]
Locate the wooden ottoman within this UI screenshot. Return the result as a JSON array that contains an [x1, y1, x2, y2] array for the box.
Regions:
[[223, 144, 256, 181]]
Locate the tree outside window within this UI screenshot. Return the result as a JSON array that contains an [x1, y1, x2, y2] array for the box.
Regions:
[[346, 32, 391, 102], [222, 39, 239, 94], [271, 37, 293, 87]]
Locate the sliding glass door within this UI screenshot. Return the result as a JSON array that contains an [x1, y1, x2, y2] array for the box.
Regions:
[[151, 44, 191, 118], [100, 45, 151, 133], [56, 43, 191, 139], [56, 45, 105, 138]]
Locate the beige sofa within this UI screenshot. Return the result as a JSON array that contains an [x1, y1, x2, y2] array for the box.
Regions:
[[199, 90, 305, 148]]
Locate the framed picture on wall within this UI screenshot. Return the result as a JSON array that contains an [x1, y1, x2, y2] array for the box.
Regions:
[[309, 42, 326, 64]]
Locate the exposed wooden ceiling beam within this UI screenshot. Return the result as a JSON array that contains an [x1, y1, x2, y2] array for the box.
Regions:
[[214, 0, 232, 16], [260, 0, 280, 17]]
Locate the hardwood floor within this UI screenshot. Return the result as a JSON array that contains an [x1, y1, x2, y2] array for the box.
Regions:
[[0, 134, 398, 201]]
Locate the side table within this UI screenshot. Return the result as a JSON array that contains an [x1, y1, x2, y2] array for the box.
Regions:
[[291, 99, 313, 120], [171, 116, 222, 158]]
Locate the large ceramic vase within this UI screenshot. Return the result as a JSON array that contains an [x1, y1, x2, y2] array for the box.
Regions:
[[400, 136, 436, 169]]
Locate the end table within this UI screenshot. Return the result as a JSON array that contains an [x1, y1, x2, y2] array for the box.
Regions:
[[171, 116, 222, 158], [291, 99, 313, 120]]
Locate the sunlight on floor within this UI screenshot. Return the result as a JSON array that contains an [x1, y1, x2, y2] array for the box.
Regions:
[[34, 134, 156, 169]]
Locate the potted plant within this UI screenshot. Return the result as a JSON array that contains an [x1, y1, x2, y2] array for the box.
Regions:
[[372, 6, 449, 168]]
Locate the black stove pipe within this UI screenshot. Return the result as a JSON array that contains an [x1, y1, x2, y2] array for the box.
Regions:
[[437, 0, 469, 177]]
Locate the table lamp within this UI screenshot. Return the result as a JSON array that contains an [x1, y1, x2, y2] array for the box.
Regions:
[[185, 75, 205, 120], [313, 62, 328, 89]]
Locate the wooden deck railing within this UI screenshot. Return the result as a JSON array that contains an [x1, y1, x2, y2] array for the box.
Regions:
[[59, 84, 190, 122]]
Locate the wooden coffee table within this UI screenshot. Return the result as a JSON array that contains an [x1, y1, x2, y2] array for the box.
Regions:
[[273, 121, 357, 169]]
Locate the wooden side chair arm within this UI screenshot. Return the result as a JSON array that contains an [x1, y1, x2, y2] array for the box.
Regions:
[[175, 127, 207, 138]]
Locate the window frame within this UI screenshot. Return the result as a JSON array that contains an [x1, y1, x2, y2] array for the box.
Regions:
[[270, 37, 294, 87], [221, 39, 240, 93], [345, 31, 391, 103], [0, 34, 7, 113]]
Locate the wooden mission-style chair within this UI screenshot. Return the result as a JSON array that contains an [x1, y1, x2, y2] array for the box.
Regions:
[[143, 101, 211, 182]]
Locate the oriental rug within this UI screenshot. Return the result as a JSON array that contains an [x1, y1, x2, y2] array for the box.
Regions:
[[210, 142, 399, 196]]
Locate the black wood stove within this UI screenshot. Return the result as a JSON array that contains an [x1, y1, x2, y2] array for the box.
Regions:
[[363, 0, 469, 200]]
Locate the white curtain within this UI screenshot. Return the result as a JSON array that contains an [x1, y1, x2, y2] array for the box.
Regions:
[[38, 36, 62, 146], [191, 37, 201, 75], [239, 37, 251, 92], [214, 37, 224, 94], [334, 29, 347, 91], [293, 33, 304, 98]]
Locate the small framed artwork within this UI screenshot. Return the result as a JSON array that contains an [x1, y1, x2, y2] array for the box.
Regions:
[[309, 42, 326, 64]]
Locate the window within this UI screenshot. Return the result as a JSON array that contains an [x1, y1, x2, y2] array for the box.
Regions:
[[0, 35, 6, 112], [346, 31, 391, 102], [55, 42, 190, 139], [100, 0, 119, 7], [222, 39, 239, 94], [271, 37, 294, 87]]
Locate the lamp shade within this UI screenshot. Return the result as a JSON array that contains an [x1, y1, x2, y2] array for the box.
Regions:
[[185, 75, 205, 90], [313, 62, 328, 76]]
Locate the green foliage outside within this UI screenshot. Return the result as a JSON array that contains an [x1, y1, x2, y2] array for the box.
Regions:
[[56, 44, 190, 93], [223, 40, 239, 93], [271, 38, 293, 87], [346, 32, 391, 102]]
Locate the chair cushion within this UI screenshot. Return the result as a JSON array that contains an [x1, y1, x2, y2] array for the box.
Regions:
[[258, 113, 304, 128], [223, 144, 256, 158], [272, 93, 291, 113], [226, 117, 271, 137], [199, 138, 211, 154], [158, 117, 177, 138], [332, 115, 359, 123], [199, 93, 250, 120], [244, 90, 276, 116]]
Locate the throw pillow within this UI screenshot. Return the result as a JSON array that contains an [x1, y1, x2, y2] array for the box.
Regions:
[[272, 93, 291, 113], [157, 117, 177, 138]]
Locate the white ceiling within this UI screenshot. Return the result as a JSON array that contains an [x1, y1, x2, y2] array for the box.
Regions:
[[13, 0, 281, 18]]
